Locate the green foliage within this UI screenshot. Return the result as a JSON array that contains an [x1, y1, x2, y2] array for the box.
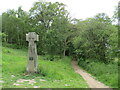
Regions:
[[2, 47, 88, 88], [1, 0, 118, 88], [112, 5, 119, 23], [2, 1, 117, 63], [28, 1, 71, 55], [1, 1, 118, 88], [3, 7, 30, 44], [71, 14, 118, 62], [94, 13, 112, 24], [40, 55, 62, 61], [78, 59, 118, 88], [2, 43, 27, 49], [2, 1, 76, 56], [0, 32, 7, 42]]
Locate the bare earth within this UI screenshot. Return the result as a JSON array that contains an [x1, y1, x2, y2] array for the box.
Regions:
[[72, 60, 113, 89]]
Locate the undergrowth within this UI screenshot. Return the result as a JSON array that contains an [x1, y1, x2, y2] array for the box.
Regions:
[[78, 59, 118, 88]]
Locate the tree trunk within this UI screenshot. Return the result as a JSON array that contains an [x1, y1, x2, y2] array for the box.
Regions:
[[63, 49, 66, 56], [63, 39, 67, 56]]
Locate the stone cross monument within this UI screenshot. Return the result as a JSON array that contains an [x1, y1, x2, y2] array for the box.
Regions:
[[26, 32, 39, 73]]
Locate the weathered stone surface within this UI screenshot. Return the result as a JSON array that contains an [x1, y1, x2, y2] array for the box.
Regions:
[[26, 32, 39, 73]]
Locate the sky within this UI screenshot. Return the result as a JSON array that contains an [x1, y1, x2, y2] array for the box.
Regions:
[[0, 0, 119, 20]]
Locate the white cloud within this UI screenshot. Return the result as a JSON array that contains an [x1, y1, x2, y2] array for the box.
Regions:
[[0, 0, 37, 13], [0, 0, 119, 19]]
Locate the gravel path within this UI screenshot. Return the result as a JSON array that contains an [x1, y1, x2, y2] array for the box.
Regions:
[[72, 60, 113, 89]]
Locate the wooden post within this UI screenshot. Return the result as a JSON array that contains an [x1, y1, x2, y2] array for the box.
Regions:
[[26, 32, 39, 73]]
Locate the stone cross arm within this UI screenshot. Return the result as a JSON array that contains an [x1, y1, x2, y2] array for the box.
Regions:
[[26, 32, 39, 42]]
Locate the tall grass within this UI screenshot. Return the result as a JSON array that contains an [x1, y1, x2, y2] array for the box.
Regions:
[[78, 59, 118, 88], [2, 46, 88, 88]]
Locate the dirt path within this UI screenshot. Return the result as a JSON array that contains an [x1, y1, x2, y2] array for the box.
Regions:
[[72, 60, 112, 89]]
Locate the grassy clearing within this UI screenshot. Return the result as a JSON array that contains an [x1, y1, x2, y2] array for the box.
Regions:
[[78, 59, 118, 88], [2, 47, 88, 88]]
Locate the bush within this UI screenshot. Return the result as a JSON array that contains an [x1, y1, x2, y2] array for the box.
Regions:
[[2, 43, 27, 49], [41, 55, 62, 61]]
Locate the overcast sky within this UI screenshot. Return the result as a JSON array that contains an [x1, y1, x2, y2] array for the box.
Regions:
[[0, 0, 119, 19]]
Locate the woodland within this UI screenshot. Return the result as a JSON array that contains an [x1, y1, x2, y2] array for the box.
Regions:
[[0, 1, 119, 88]]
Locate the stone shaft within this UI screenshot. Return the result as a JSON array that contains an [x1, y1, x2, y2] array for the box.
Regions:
[[26, 32, 39, 73]]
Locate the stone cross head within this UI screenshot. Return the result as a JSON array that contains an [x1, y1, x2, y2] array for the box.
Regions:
[[26, 32, 39, 42]]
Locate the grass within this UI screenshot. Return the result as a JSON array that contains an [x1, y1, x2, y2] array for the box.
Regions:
[[78, 59, 118, 88], [2, 46, 88, 88]]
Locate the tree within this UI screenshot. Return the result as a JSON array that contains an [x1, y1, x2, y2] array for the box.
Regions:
[[2, 7, 29, 46], [29, 1, 70, 55], [71, 13, 116, 62]]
